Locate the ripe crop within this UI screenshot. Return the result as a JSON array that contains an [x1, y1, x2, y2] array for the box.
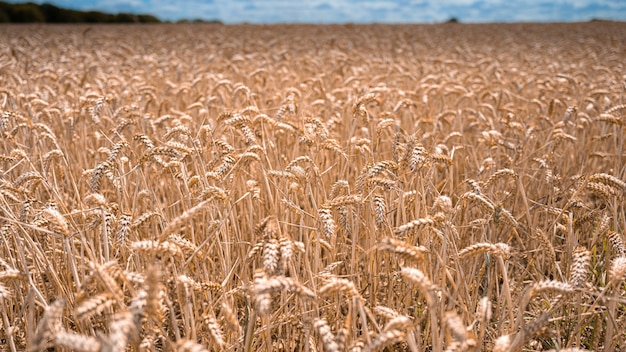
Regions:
[[0, 22, 625, 351]]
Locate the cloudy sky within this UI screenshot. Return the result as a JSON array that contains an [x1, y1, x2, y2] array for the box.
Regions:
[[8, 0, 626, 23]]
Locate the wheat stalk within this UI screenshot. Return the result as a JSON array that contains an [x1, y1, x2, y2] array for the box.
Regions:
[[1, 22, 624, 352]]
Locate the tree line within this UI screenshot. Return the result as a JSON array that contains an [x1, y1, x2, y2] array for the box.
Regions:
[[0, 1, 162, 23]]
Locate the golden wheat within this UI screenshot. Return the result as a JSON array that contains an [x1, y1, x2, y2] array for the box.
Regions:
[[1, 21, 625, 352]]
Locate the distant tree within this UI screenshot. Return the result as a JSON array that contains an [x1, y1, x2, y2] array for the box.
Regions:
[[177, 18, 222, 24], [0, 5, 9, 22], [84, 11, 115, 23], [0, 1, 163, 23], [137, 14, 160, 23], [116, 13, 137, 23], [446, 17, 460, 23], [40, 3, 82, 22], [11, 2, 45, 22]]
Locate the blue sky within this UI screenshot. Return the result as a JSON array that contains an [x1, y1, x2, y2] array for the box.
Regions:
[[8, 0, 626, 23]]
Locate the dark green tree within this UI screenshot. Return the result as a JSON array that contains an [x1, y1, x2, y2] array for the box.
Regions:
[[10, 2, 45, 22], [0, 1, 164, 23]]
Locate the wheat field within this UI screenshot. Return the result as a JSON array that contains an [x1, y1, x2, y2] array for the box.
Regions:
[[0, 22, 625, 351]]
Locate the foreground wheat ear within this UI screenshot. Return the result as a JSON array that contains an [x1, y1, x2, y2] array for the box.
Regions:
[[0, 21, 624, 352]]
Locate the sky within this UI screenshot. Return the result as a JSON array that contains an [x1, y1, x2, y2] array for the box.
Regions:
[[7, 0, 626, 23]]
